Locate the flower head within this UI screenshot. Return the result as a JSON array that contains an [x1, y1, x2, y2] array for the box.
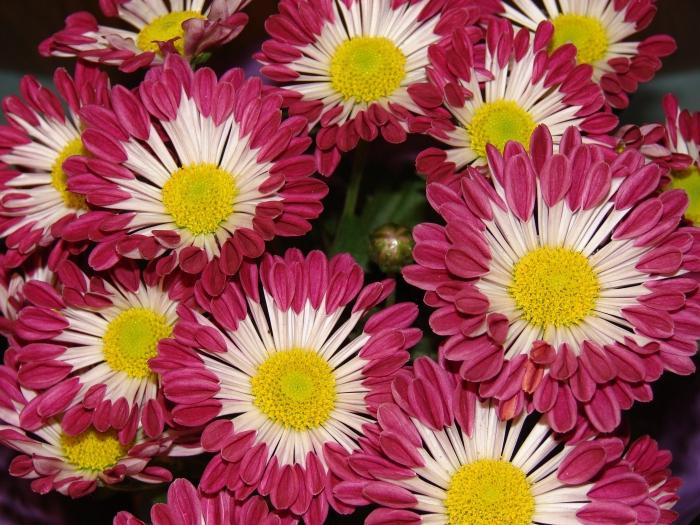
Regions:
[[256, 0, 487, 175], [500, 0, 676, 109], [64, 55, 326, 294], [660, 94, 700, 224], [40, 0, 252, 72], [0, 364, 173, 498], [412, 18, 616, 184], [0, 65, 109, 265], [13, 260, 194, 445], [404, 125, 700, 434], [155, 249, 420, 522], [333, 358, 680, 525], [114, 478, 295, 525]]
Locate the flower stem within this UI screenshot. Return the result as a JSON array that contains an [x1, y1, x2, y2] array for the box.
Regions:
[[341, 140, 369, 221]]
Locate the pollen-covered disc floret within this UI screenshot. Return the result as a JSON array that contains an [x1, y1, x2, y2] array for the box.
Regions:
[[0, 65, 108, 263], [61, 429, 129, 472], [330, 37, 406, 103], [161, 163, 238, 235], [510, 247, 600, 328], [0, 364, 174, 497], [65, 55, 326, 286], [14, 262, 184, 444], [157, 249, 419, 522], [501, 0, 676, 109], [102, 307, 173, 379], [333, 359, 681, 525], [40, 0, 253, 70], [404, 125, 700, 434], [257, 0, 477, 175], [412, 19, 614, 183], [251, 349, 336, 431], [445, 459, 534, 525], [136, 10, 205, 54]]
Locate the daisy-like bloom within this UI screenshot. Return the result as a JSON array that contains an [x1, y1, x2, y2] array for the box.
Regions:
[[40, 0, 252, 72], [256, 0, 486, 176], [64, 55, 326, 294], [0, 65, 109, 265], [499, 0, 676, 109], [660, 94, 700, 224], [412, 19, 617, 184], [155, 249, 420, 524], [0, 364, 173, 498], [12, 259, 194, 445], [404, 125, 700, 434], [114, 478, 295, 525], [333, 357, 680, 525]]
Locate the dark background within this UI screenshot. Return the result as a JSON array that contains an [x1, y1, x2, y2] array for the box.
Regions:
[[0, 1, 699, 524]]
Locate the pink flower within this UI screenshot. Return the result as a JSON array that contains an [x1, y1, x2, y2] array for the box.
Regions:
[[40, 0, 252, 72], [256, 0, 491, 176], [114, 478, 296, 525], [0, 65, 110, 266], [155, 249, 420, 524], [411, 18, 616, 184], [332, 357, 680, 525], [0, 363, 174, 498], [63, 55, 327, 294], [499, 0, 676, 109], [404, 125, 700, 434], [13, 259, 196, 445]]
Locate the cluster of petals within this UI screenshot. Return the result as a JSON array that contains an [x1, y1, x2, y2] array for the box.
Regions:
[[115, 478, 294, 525], [256, 0, 493, 176], [404, 126, 700, 434], [63, 55, 326, 294], [13, 259, 194, 445], [332, 358, 679, 524], [40, 0, 252, 72], [154, 249, 420, 524], [0, 65, 109, 266], [411, 18, 616, 183], [0, 363, 173, 498], [499, 0, 677, 109]]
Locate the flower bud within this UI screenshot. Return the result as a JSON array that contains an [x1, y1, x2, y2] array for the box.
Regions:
[[369, 224, 414, 274]]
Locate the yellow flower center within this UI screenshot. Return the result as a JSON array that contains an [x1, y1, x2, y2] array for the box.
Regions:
[[669, 165, 700, 224], [136, 10, 206, 54], [444, 459, 535, 525], [50, 138, 88, 210], [551, 14, 609, 65], [161, 163, 238, 236], [102, 307, 172, 379], [467, 100, 536, 159], [61, 429, 129, 472], [251, 349, 336, 431], [509, 247, 600, 328], [330, 36, 406, 103]]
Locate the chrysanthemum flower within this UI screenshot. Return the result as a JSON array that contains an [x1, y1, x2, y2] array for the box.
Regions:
[[404, 125, 700, 434], [333, 357, 680, 525], [660, 94, 700, 224], [13, 260, 194, 445], [256, 0, 486, 176], [155, 249, 420, 523], [0, 65, 109, 265], [499, 0, 676, 109], [64, 55, 326, 294], [114, 478, 295, 525], [0, 364, 173, 498], [40, 0, 252, 72], [412, 19, 616, 183]]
